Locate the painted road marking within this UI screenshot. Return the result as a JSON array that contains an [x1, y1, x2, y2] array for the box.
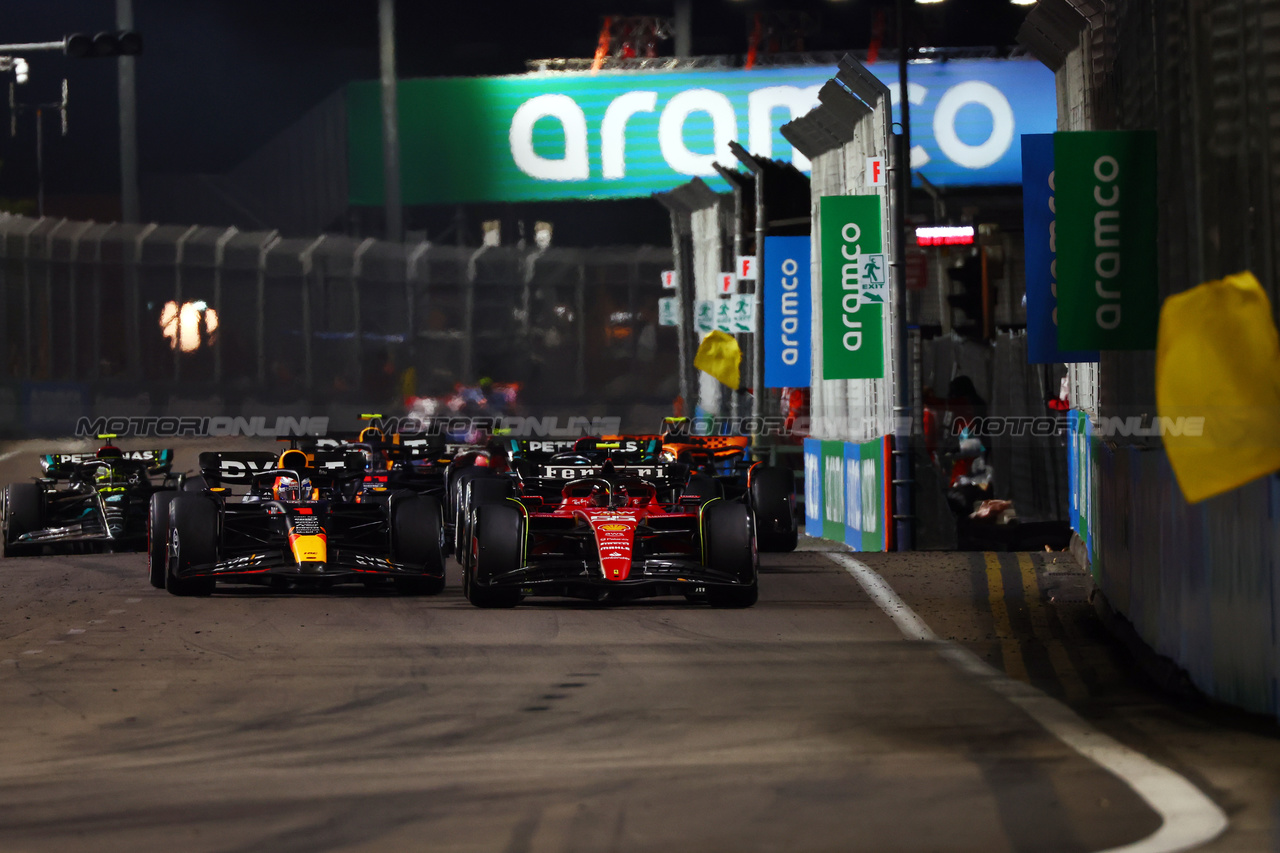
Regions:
[[830, 552, 1228, 853], [984, 552, 1028, 681], [21, 650, 41, 655], [0, 449, 22, 464], [66, 628, 85, 635], [1016, 552, 1090, 702], [107, 609, 126, 615], [125, 598, 141, 604]]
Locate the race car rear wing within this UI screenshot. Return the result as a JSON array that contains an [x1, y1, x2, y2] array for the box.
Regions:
[[199, 450, 367, 486], [40, 449, 174, 480], [502, 438, 591, 462], [198, 452, 280, 486]]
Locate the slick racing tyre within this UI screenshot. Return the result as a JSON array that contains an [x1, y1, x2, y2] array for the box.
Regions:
[[702, 501, 758, 608], [166, 495, 218, 596], [147, 490, 178, 589], [3, 482, 43, 558], [466, 503, 523, 608], [451, 468, 495, 557], [391, 494, 445, 595], [460, 478, 514, 569], [181, 475, 207, 492], [749, 466, 799, 553]]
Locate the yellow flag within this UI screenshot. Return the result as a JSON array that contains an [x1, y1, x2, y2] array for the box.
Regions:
[[693, 330, 742, 390], [1157, 270, 1280, 503]]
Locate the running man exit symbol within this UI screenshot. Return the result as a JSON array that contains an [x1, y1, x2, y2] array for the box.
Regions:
[[863, 255, 883, 283], [866, 157, 885, 187], [860, 253, 888, 304]]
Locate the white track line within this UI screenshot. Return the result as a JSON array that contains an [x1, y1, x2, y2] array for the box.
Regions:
[[0, 449, 23, 464], [829, 552, 1228, 853]]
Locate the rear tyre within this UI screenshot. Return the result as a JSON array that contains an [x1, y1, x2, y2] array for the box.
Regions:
[[147, 490, 178, 588], [703, 501, 758, 608], [391, 494, 445, 595], [181, 475, 207, 493], [750, 466, 799, 553], [451, 468, 495, 556], [460, 478, 514, 569], [466, 503, 523, 608], [3, 482, 42, 557], [166, 495, 218, 596]]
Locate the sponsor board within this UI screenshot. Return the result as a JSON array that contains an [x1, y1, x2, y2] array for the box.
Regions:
[[763, 235, 811, 388], [803, 438, 823, 538], [347, 60, 1056, 204], [1021, 133, 1097, 364], [1054, 130, 1158, 351], [820, 195, 885, 380], [804, 435, 890, 551]]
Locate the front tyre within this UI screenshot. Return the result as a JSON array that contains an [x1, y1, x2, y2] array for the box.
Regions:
[[3, 482, 43, 558], [391, 494, 445, 595], [466, 503, 523, 608], [703, 501, 759, 608], [147, 490, 178, 588], [166, 495, 218, 597]]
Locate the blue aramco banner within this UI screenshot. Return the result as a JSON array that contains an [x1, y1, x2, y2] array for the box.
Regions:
[[349, 59, 1056, 204], [763, 235, 812, 387], [1021, 133, 1097, 364]]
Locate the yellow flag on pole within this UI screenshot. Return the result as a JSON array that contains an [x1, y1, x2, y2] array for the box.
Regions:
[[694, 330, 742, 391], [1156, 270, 1280, 503]]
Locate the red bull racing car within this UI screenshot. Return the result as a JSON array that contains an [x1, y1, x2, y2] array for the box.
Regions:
[[151, 447, 445, 596]]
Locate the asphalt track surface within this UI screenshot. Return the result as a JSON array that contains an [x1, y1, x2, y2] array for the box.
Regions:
[[0, 441, 1275, 852]]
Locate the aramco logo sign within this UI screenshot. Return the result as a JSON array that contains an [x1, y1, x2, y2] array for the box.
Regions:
[[347, 59, 1055, 205]]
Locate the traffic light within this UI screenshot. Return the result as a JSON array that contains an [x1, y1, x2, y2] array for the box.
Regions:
[[63, 31, 142, 59]]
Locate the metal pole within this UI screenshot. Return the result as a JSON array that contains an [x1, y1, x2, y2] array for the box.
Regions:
[[378, 0, 403, 242], [35, 108, 43, 217], [117, 0, 140, 223], [893, 0, 915, 551], [674, 0, 692, 58], [670, 214, 690, 411], [751, 165, 765, 428]]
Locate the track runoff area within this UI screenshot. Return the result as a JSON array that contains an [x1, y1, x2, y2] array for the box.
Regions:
[[0, 438, 1269, 852]]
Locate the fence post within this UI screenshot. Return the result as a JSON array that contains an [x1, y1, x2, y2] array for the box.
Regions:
[[43, 219, 68, 380], [128, 223, 157, 381], [65, 220, 93, 380], [90, 224, 115, 383], [576, 260, 586, 398], [19, 217, 43, 379], [211, 226, 237, 386], [406, 239, 430, 392], [256, 231, 281, 386], [172, 224, 198, 383], [298, 235, 327, 395], [352, 237, 376, 398]]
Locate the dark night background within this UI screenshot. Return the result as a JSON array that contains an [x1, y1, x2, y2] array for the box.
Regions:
[[0, 1, 1032, 241]]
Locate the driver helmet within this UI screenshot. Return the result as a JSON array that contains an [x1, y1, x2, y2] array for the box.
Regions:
[[272, 474, 310, 502], [94, 464, 116, 485], [590, 483, 611, 507]]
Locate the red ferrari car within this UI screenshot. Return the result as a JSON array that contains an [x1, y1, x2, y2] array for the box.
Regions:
[[464, 475, 757, 609]]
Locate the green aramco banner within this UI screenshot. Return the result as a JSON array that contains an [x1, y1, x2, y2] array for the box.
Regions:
[[1054, 130, 1158, 350], [820, 195, 886, 380]]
